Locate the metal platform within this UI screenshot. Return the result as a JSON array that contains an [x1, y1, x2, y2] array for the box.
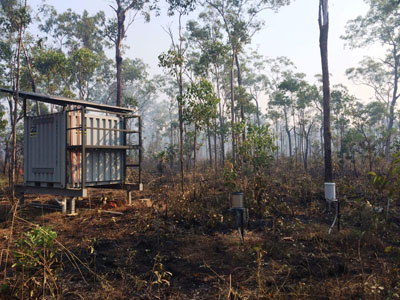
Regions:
[[17, 183, 142, 198]]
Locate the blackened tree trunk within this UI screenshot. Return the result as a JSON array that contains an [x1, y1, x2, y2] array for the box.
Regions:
[[111, 0, 144, 107], [115, 1, 126, 107], [319, 0, 333, 182]]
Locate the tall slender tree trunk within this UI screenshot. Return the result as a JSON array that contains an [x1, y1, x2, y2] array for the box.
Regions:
[[319, 0, 333, 182], [214, 64, 225, 166], [254, 96, 261, 127], [230, 50, 236, 162], [3, 133, 10, 175], [207, 125, 213, 167], [339, 123, 344, 171], [235, 53, 245, 142], [10, 1, 25, 203], [303, 124, 312, 170], [284, 109, 292, 157], [385, 45, 399, 157], [178, 14, 185, 193], [294, 128, 297, 162], [193, 124, 197, 183], [115, 2, 125, 107], [320, 125, 324, 156], [21, 40, 40, 115], [275, 120, 279, 159], [213, 118, 218, 170]]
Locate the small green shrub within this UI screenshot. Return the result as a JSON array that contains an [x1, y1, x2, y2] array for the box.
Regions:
[[368, 151, 400, 220], [12, 225, 62, 299]]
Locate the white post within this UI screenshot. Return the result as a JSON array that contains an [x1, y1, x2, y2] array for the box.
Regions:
[[62, 197, 67, 214], [70, 197, 76, 214], [127, 191, 132, 205]]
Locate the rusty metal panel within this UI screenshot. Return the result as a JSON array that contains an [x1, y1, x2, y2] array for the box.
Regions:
[[24, 112, 66, 188], [67, 112, 124, 187]]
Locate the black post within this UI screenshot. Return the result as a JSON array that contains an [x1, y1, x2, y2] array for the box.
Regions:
[[337, 200, 340, 232], [81, 107, 86, 188], [23, 97, 26, 117], [240, 209, 244, 242], [123, 116, 127, 183], [138, 116, 142, 186]]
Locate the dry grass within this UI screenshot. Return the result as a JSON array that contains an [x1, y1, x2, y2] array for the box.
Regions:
[[0, 164, 400, 299]]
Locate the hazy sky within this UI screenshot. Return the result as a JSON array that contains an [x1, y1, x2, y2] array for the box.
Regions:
[[29, 0, 382, 106]]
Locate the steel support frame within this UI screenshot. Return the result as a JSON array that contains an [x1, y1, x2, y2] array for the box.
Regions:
[[124, 115, 142, 187], [18, 97, 143, 202]]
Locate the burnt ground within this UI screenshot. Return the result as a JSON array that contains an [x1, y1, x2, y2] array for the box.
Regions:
[[1, 179, 400, 299]]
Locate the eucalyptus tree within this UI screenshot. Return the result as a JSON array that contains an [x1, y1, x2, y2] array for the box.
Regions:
[[271, 72, 306, 158], [153, 74, 179, 151], [186, 10, 230, 166], [330, 84, 356, 161], [158, 48, 187, 190], [68, 48, 99, 100], [106, 0, 155, 107], [159, 0, 196, 192], [351, 101, 386, 171], [296, 82, 319, 170], [265, 56, 296, 156], [122, 58, 156, 114], [38, 8, 108, 100], [319, 0, 332, 182], [270, 91, 292, 157], [0, 20, 16, 184], [341, 128, 363, 176], [20, 33, 39, 107], [205, 0, 290, 161], [182, 78, 219, 180], [265, 56, 296, 94], [242, 52, 270, 127], [342, 0, 400, 157], [39, 7, 107, 54], [34, 48, 68, 95], [147, 101, 170, 155], [266, 109, 281, 157], [0, 0, 30, 202], [90, 57, 116, 104]]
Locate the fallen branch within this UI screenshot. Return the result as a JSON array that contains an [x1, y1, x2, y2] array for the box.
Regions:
[[97, 210, 124, 215]]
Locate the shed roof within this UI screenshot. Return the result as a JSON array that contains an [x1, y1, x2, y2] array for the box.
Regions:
[[0, 88, 136, 114]]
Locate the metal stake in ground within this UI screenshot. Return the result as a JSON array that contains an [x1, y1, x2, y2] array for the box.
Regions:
[[230, 192, 245, 242]]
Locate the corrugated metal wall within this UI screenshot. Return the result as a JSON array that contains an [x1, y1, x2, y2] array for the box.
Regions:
[[67, 112, 124, 188], [24, 112, 66, 187]]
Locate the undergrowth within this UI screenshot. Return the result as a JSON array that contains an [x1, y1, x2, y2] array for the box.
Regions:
[[0, 159, 400, 299]]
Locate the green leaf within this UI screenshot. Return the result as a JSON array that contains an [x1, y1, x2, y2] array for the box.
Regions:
[[385, 246, 393, 253]]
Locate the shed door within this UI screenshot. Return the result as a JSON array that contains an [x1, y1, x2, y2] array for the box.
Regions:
[[24, 112, 66, 188]]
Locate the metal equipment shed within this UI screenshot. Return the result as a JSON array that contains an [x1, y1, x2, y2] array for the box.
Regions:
[[0, 88, 142, 204]]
